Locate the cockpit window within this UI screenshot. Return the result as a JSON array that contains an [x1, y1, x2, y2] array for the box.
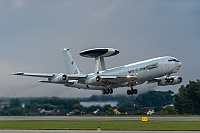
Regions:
[[168, 58, 180, 62]]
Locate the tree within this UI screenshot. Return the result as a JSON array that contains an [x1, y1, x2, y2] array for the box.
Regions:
[[8, 107, 25, 116], [10, 98, 21, 108], [102, 105, 112, 112], [174, 80, 200, 114], [136, 90, 174, 107], [85, 105, 102, 114], [72, 104, 84, 110], [108, 108, 114, 115], [163, 106, 176, 115], [154, 106, 162, 112], [118, 103, 134, 113]]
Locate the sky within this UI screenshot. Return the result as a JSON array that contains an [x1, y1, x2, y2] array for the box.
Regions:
[[0, 0, 199, 97]]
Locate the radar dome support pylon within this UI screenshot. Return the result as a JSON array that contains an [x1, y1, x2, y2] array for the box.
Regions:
[[94, 57, 100, 73], [100, 57, 106, 71], [94, 56, 106, 73], [80, 48, 119, 73]]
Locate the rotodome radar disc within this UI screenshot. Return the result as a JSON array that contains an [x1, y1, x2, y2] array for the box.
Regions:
[[80, 48, 119, 58]]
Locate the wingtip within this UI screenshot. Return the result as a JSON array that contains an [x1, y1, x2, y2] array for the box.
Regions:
[[12, 72, 24, 75]]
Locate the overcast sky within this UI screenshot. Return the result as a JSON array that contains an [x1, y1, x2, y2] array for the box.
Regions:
[[0, 0, 199, 97]]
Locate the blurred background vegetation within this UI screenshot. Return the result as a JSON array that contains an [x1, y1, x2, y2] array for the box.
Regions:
[[0, 80, 199, 116]]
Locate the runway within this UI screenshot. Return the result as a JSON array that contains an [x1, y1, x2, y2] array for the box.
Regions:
[[0, 116, 199, 121], [0, 130, 199, 133]]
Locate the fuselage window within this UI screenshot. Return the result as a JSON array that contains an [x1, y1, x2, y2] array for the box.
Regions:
[[128, 70, 134, 73], [168, 58, 180, 62], [145, 63, 158, 70]]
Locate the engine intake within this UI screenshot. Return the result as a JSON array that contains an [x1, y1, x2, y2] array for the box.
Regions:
[[85, 76, 102, 85], [62, 75, 67, 80], [51, 74, 68, 83], [96, 76, 101, 82]]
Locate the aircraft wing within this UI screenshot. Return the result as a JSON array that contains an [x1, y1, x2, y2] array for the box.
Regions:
[[12, 72, 54, 78], [12, 72, 87, 83], [147, 78, 160, 84], [12, 72, 86, 78], [98, 75, 137, 83]]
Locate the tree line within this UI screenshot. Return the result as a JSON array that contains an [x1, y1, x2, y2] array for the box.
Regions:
[[174, 80, 200, 115], [0, 79, 200, 115]]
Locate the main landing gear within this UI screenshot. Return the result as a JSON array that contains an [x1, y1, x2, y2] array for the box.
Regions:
[[102, 82, 113, 95], [127, 87, 138, 95], [102, 88, 113, 95]]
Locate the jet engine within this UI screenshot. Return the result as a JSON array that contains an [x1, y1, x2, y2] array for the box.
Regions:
[[158, 76, 182, 86], [51, 74, 68, 83], [96, 76, 102, 82], [85, 76, 102, 85]]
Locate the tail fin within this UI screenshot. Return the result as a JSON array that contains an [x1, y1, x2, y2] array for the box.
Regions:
[[63, 48, 81, 74]]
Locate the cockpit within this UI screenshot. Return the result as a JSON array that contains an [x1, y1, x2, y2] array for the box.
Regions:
[[168, 57, 182, 72], [168, 58, 180, 62]]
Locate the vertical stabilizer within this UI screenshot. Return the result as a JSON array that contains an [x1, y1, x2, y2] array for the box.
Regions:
[[63, 48, 81, 74]]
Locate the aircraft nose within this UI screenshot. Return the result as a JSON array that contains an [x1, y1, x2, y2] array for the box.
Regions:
[[175, 62, 182, 68], [173, 61, 182, 73]]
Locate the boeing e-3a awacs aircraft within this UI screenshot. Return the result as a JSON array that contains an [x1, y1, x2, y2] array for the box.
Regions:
[[12, 48, 182, 95]]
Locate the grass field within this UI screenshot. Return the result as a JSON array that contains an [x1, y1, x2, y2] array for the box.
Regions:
[[0, 120, 199, 131]]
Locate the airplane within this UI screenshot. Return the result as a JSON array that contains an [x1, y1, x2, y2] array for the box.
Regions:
[[12, 48, 182, 95]]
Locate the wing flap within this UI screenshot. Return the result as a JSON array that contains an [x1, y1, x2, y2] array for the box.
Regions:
[[39, 80, 75, 85], [67, 74, 87, 80]]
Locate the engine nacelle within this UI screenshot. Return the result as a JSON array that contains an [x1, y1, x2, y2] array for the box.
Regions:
[[51, 74, 68, 83], [158, 76, 182, 86], [96, 76, 102, 82], [85, 76, 102, 85]]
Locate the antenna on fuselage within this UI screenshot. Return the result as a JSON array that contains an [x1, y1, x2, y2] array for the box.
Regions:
[[80, 48, 119, 73]]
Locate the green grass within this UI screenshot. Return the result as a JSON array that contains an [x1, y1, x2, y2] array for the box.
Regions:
[[99, 115, 200, 117], [0, 120, 199, 131]]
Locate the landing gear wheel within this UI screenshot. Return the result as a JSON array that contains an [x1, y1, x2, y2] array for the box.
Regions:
[[127, 89, 138, 95], [109, 89, 113, 94], [131, 89, 134, 95], [102, 89, 106, 95], [127, 90, 131, 95], [102, 88, 113, 95], [105, 89, 110, 95], [133, 89, 138, 94]]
